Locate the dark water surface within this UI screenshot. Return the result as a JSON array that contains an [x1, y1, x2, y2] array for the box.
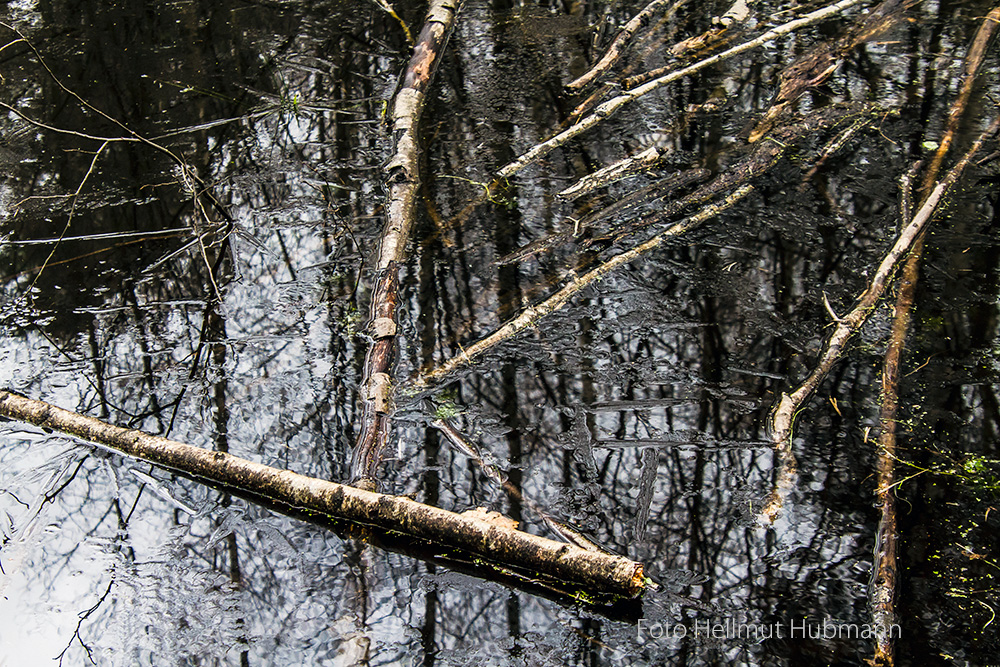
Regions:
[[2, 0, 999, 664]]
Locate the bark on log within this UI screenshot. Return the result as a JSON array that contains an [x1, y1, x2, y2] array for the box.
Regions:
[[0, 389, 646, 601], [351, 0, 462, 486]]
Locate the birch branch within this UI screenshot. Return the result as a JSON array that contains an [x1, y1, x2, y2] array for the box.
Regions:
[[351, 0, 462, 487], [412, 185, 754, 391], [0, 389, 646, 601], [558, 145, 662, 200], [761, 116, 1000, 523], [495, 0, 870, 183]]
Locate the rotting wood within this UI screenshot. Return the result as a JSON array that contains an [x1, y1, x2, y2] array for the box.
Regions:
[[510, 103, 863, 270], [673, 0, 753, 55], [558, 145, 663, 200], [350, 0, 463, 488], [498, 167, 709, 266], [0, 389, 646, 601], [624, 0, 754, 87], [586, 104, 867, 249], [747, 0, 913, 143], [760, 116, 1000, 525]]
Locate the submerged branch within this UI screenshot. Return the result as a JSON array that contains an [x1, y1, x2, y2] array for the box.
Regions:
[[747, 0, 913, 143], [0, 390, 646, 601], [871, 9, 1000, 664], [565, 0, 688, 92], [495, 0, 869, 183], [413, 185, 754, 390], [350, 0, 463, 487], [762, 115, 1000, 524]]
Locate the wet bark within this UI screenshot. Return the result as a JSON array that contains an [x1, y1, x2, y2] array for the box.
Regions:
[[871, 8, 1000, 664], [0, 389, 646, 601], [350, 0, 463, 487]]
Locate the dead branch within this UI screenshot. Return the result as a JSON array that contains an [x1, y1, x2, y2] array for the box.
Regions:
[[498, 167, 708, 266], [431, 417, 606, 553], [586, 103, 867, 249], [350, 0, 463, 487], [869, 211, 913, 667], [495, 0, 869, 184], [870, 8, 1000, 664], [501, 99, 858, 268], [668, 0, 754, 60], [565, 0, 689, 92], [761, 115, 1000, 524], [412, 185, 754, 391], [0, 389, 646, 601], [558, 145, 663, 200], [748, 0, 913, 143]]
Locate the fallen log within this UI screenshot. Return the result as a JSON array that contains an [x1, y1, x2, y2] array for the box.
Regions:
[[0, 389, 646, 602]]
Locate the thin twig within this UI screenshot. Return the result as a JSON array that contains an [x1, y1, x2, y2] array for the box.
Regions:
[[27, 141, 109, 298], [566, 0, 689, 91]]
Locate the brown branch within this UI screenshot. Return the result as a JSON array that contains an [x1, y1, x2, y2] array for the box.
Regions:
[[871, 8, 1000, 664], [350, 0, 463, 487], [747, 0, 913, 143], [0, 389, 646, 601]]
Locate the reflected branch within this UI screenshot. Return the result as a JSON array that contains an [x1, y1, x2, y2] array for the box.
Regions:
[[871, 8, 1000, 664]]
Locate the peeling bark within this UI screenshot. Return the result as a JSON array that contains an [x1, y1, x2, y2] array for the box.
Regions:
[[351, 0, 463, 486]]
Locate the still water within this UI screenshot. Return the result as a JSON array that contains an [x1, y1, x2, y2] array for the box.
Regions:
[[1, 0, 998, 664]]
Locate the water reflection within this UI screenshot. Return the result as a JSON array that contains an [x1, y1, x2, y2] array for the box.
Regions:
[[2, 0, 999, 664]]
